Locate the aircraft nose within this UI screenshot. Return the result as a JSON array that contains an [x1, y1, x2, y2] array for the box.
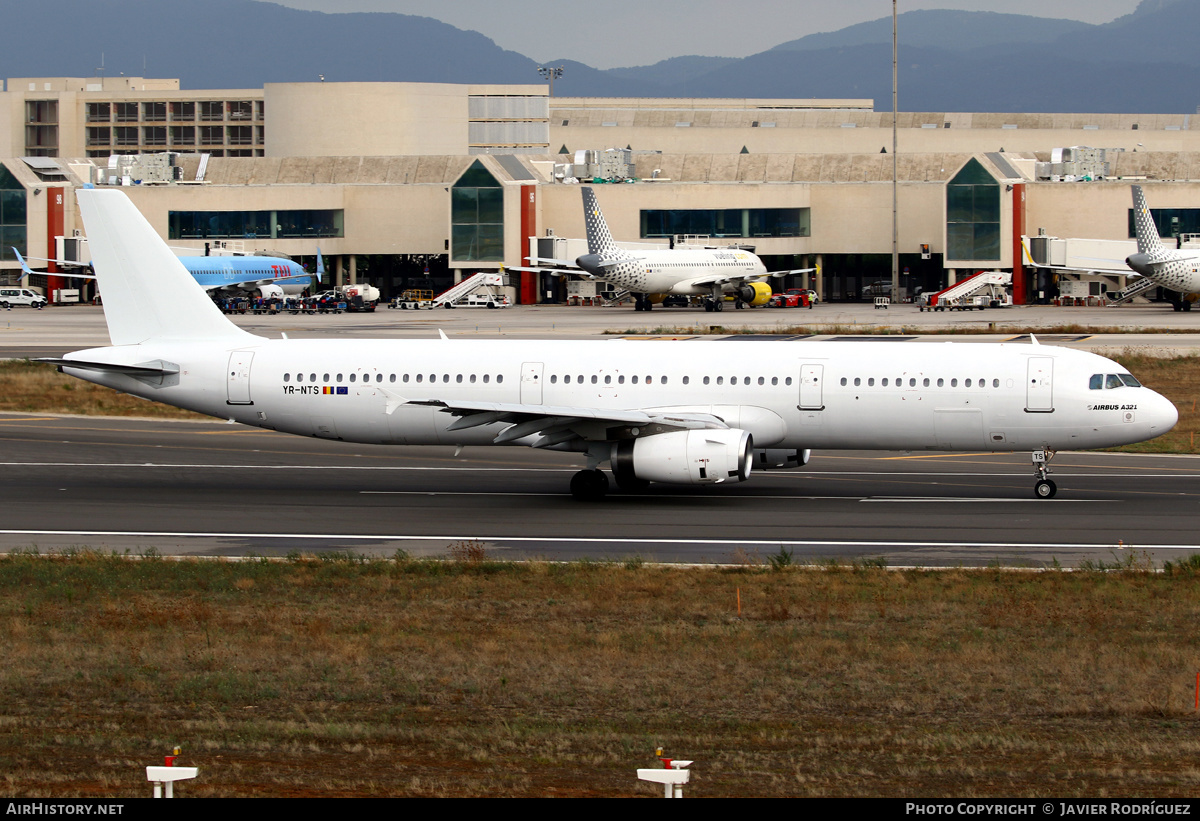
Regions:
[[1148, 390, 1179, 434]]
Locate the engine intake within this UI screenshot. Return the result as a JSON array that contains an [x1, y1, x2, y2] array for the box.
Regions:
[[613, 429, 753, 486], [736, 281, 773, 306]]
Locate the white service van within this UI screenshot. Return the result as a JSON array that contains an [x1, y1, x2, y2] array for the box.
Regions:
[[0, 287, 46, 309]]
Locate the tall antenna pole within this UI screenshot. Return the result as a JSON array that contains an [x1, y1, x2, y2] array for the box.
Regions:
[[892, 0, 899, 303]]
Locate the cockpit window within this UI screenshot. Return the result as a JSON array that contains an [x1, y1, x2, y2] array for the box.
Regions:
[[1091, 373, 1141, 389]]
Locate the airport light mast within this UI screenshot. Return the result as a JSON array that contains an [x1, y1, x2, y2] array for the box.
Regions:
[[537, 65, 564, 97], [892, 0, 900, 304]]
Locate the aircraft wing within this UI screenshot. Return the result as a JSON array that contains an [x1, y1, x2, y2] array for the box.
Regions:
[[204, 273, 313, 293], [680, 266, 816, 289], [507, 265, 598, 280], [404, 397, 729, 447], [14, 249, 96, 280], [507, 256, 601, 278]]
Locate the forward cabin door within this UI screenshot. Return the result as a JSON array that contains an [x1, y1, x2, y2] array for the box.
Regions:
[[1025, 357, 1054, 413], [521, 362, 544, 404], [227, 351, 254, 405]]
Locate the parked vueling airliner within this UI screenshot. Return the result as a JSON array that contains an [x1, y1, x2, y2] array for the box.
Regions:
[[1125, 184, 1200, 305], [46, 189, 1177, 500], [524, 187, 813, 312]]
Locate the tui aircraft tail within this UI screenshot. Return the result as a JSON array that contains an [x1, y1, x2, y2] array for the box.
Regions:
[[76, 188, 257, 346]]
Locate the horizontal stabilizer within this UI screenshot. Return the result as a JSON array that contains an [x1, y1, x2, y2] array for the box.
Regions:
[[36, 357, 179, 376]]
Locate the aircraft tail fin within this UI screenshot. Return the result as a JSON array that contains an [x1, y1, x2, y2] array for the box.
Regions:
[[13, 248, 33, 283], [316, 247, 324, 284], [1132, 185, 1169, 258], [76, 189, 257, 346], [581, 187, 631, 259]]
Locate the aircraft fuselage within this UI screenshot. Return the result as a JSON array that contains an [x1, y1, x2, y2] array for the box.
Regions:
[[64, 337, 1175, 455]]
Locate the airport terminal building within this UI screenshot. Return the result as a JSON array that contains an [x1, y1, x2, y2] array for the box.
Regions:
[[4, 76, 1200, 305]]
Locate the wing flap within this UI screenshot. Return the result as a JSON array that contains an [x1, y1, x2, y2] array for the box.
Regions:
[[407, 398, 728, 444], [684, 266, 816, 289]]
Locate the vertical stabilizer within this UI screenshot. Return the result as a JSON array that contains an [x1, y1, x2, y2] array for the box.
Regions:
[[581, 187, 629, 258], [1131, 185, 1168, 258], [76, 189, 257, 346]]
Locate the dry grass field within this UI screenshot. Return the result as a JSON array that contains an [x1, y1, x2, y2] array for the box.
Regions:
[[4, 550, 1200, 798]]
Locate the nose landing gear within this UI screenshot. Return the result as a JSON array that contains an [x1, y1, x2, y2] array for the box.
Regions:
[[1032, 448, 1057, 499]]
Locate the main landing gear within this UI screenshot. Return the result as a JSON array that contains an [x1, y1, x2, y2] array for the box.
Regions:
[[570, 469, 610, 501], [704, 284, 728, 312], [1032, 448, 1057, 499]]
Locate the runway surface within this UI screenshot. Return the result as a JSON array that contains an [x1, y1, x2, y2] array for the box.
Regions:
[[2, 413, 1197, 567]]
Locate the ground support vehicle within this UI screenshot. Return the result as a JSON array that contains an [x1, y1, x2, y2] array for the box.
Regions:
[[0, 286, 47, 309]]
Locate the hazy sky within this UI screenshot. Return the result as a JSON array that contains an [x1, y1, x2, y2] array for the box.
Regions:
[[267, 0, 1143, 68]]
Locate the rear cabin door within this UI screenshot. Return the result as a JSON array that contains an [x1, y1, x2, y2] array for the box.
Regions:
[[521, 362, 544, 405], [1025, 357, 1054, 413], [227, 351, 254, 405]]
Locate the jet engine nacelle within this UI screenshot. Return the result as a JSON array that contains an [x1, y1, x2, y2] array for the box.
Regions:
[[613, 429, 753, 486], [736, 281, 773, 306], [753, 448, 811, 470], [256, 284, 285, 300]]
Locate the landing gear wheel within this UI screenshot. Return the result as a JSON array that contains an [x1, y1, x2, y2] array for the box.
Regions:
[[1031, 448, 1057, 499], [1034, 479, 1057, 499], [570, 469, 610, 501]]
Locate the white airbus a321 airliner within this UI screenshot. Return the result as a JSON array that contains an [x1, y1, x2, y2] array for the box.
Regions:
[[47, 189, 1177, 500]]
